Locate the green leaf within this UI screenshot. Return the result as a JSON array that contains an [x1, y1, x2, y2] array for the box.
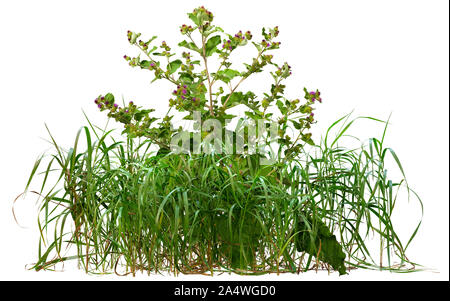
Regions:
[[299, 105, 312, 114], [205, 35, 221, 56], [140, 60, 150, 68], [178, 72, 194, 83], [221, 92, 243, 107], [178, 40, 200, 53], [295, 217, 347, 275], [276, 100, 287, 114], [104, 93, 114, 103], [205, 26, 224, 36], [291, 120, 303, 130], [188, 13, 199, 26], [251, 41, 262, 51], [146, 36, 158, 44], [134, 109, 153, 122], [147, 46, 158, 54], [167, 59, 182, 75], [216, 69, 240, 83], [244, 111, 258, 119], [221, 91, 255, 108]]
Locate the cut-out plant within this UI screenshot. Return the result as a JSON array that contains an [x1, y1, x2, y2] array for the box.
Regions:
[[19, 6, 423, 276]]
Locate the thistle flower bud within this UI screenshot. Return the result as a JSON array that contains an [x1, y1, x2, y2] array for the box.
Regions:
[[273, 26, 280, 37]]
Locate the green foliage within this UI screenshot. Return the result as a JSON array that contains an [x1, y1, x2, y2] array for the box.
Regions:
[[205, 35, 221, 56], [167, 60, 182, 74], [106, 6, 319, 157], [18, 6, 423, 277], [20, 114, 423, 275], [295, 217, 347, 275]]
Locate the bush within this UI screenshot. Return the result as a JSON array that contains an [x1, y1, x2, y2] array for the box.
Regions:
[[20, 6, 422, 276]]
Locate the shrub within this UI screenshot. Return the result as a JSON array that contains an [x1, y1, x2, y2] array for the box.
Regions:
[[20, 6, 422, 276]]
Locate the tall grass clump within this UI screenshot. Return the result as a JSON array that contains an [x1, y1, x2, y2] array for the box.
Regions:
[[18, 6, 422, 276]]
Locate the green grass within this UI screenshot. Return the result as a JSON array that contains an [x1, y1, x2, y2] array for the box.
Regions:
[[20, 114, 423, 276]]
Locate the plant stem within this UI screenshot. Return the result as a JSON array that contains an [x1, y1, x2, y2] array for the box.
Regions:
[[136, 45, 178, 85], [201, 35, 214, 116], [222, 47, 266, 108]]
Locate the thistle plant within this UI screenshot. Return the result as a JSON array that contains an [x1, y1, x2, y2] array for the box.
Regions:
[[19, 6, 423, 276], [95, 5, 318, 158]]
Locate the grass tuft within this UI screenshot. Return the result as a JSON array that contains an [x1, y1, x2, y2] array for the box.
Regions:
[[19, 114, 422, 275]]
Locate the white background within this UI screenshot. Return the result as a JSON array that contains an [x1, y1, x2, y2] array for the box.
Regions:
[[0, 0, 448, 281]]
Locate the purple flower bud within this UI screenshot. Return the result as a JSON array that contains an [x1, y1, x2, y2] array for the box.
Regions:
[[310, 91, 316, 95], [181, 96, 185, 100], [125, 109, 129, 113], [94, 99, 98, 104], [228, 164, 232, 168], [105, 101, 109, 105], [311, 98, 316, 102], [173, 90, 177, 94], [98, 104, 102, 108], [182, 89, 187, 94], [318, 97, 322, 103], [129, 101, 134, 105], [114, 104, 118, 108], [101, 96, 105, 100]]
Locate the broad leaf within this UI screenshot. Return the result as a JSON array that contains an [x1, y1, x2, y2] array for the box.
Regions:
[[167, 60, 182, 75], [205, 35, 221, 56], [295, 217, 347, 275], [216, 69, 240, 83], [178, 40, 200, 53]]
